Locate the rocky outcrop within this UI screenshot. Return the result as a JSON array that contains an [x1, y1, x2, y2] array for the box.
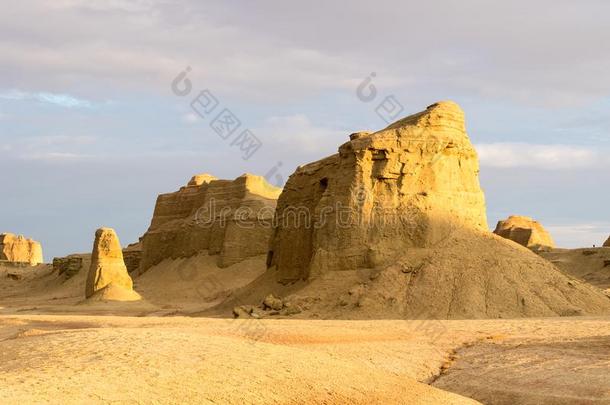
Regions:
[[0, 233, 43, 265], [139, 173, 281, 272], [268, 101, 488, 281], [122, 242, 142, 274], [53, 255, 84, 279], [238, 101, 610, 319], [85, 228, 137, 299], [493, 215, 554, 251], [604, 236, 610, 248]]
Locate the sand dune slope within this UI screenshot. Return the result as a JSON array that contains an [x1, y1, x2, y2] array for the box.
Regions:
[[541, 247, 610, 291], [214, 229, 610, 320]]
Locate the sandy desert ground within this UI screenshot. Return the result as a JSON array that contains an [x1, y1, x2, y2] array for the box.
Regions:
[[1, 260, 609, 405], [1, 314, 609, 404]]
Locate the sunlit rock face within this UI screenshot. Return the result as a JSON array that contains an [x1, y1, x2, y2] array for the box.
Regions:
[[0, 233, 43, 265], [494, 215, 555, 251], [140, 173, 281, 272], [268, 101, 488, 282]]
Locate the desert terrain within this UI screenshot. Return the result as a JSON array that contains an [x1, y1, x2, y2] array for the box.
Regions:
[[1, 280, 609, 404], [2, 243, 610, 404], [2, 101, 609, 404]]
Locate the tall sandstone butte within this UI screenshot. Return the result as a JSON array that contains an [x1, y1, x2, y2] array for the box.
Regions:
[[0, 233, 43, 265], [85, 227, 136, 298], [257, 101, 610, 318], [494, 215, 555, 251], [139, 173, 281, 272], [268, 101, 487, 281]]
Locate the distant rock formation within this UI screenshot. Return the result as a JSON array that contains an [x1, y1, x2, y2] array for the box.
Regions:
[[268, 101, 488, 281], [493, 215, 554, 251], [604, 236, 610, 248], [53, 255, 84, 279], [0, 233, 43, 265], [85, 228, 138, 300], [139, 173, 281, 272], [122, 242, 142, 273]]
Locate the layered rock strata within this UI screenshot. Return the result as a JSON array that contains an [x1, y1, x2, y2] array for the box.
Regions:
[[494, 215, 555, 251], [140, 173, 281, 272], [0, 233, 43, 265], [268, 101, 487, 281]]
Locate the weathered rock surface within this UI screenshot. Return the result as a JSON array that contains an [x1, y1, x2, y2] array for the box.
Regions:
[[262, 294, 284, 311], [53, 255, 84, 279], [85, 228, 137, 299], [0, 233, 43, 265], [604, 236, 610, 247], [237, 101, 610, 319], [268, 101, 488, 281], [140, 173, 281, 272], [122, 242, 142, 274], [493, 215, 555, 251], [232, 305, 253, 318]]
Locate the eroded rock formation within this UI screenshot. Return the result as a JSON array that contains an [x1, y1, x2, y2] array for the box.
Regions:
[[493, 215, 554, 251], [268, 101, 488, 281], [243, 101, 610, 319], [53, 255, 84, 279], [0, 233, 43, 265], [85, 227, 137, 299], [122, 242, 142, 274], [140, 173, 281, 272]]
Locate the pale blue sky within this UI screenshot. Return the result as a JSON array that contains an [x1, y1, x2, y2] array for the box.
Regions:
[[1, 1, 609, 260]]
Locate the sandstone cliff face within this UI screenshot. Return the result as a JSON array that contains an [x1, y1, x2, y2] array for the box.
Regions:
[[53, 255, 84, 279], [85, 228, 136, 298], [268, 101, 488, 281], [493, 215, 555, 251], [122, 242, 142, 274], [139, 173, 281, 272], [0, 233, 43, 265]]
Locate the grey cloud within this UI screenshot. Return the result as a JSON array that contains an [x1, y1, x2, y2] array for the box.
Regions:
[[476, 143, 609, 169], [2, 1, 609, 106], [0, 133, 98, 162]]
